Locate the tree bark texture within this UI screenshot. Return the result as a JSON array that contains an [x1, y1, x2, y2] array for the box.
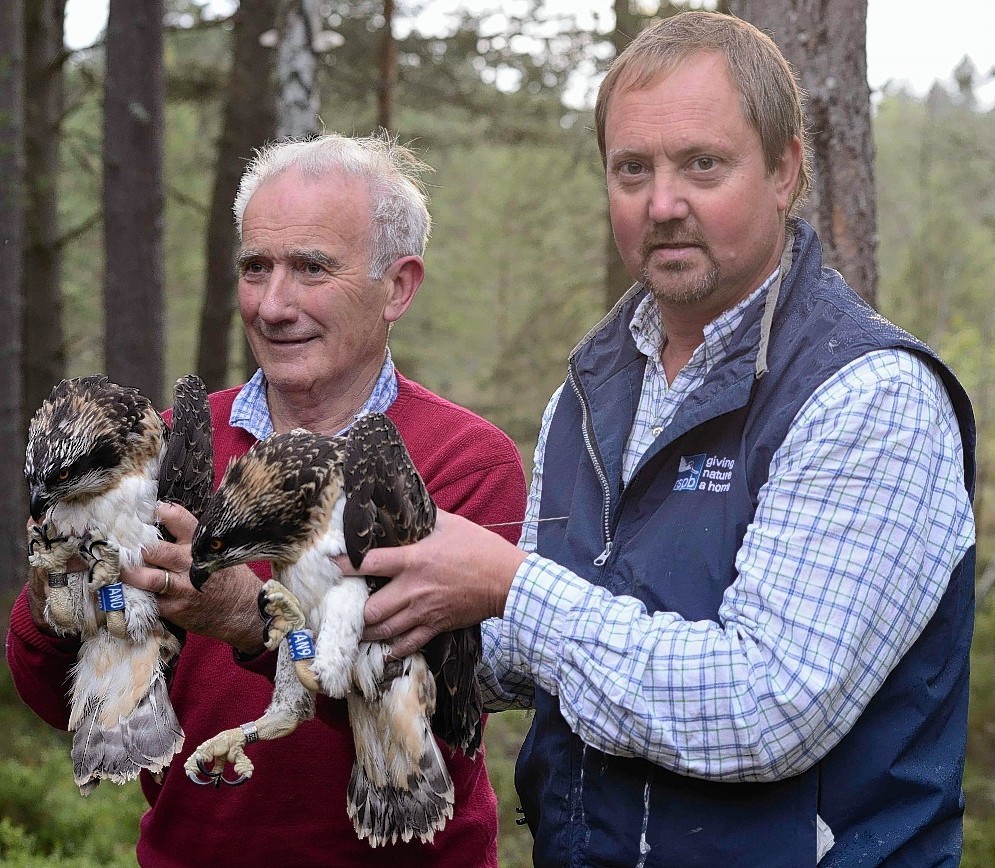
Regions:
[[728, 0, 878, 305], [0, 0, 28, 592], [103, 0, 166, 407], [23, 0, 67, 429], [276, 0, 321, 139], [197, 0, 277, 392], [376, 0, 397, 134]]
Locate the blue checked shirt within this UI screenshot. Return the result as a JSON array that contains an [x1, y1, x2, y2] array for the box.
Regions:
[[230, 350, 399, 439], [481, 276, 975, 783]]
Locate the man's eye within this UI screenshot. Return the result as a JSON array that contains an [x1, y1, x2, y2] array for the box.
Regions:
[[618, 160, 644, 176], [691, 157, 716, 171]]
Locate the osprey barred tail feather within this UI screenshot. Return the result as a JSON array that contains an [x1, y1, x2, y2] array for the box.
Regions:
[[24, 375, 214, 794], [346, 651, 455, 845], [186, 413, 482, 847]]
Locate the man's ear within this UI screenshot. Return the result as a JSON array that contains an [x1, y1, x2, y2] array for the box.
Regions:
[[382, 255, 425, 324], [775, 136, 803, 212]]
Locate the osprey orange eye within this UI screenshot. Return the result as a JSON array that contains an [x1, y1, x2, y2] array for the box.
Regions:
[[209, 538, 224, 552]]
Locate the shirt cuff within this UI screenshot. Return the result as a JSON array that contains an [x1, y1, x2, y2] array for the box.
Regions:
[[501, 551, 591, 695]]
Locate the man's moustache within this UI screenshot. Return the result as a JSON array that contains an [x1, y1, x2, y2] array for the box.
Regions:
[[640, 238, 705, 259], [639, 226, 706, 258]]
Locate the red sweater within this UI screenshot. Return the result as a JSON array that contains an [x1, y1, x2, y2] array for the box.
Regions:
[[6, 374, 527, 868]]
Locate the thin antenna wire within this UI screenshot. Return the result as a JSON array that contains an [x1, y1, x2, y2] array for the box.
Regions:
[[482, 516, 569, 529]]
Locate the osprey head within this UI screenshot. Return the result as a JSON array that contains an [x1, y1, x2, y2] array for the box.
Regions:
[[189, 431, 344, 590], [25, 377, 160, 521]]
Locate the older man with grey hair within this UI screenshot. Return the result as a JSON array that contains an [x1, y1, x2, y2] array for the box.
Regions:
[[8, 132, 527, 866]]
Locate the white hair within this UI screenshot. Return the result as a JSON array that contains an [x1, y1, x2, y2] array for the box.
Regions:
[[233, 133, 432, 279]]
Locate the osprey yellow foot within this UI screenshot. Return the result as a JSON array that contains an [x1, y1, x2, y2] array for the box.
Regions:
[[258, 580, 307, 650], [185, 707, 306, 789], [79, 530, 121, 590], [27, 523, 79, 572], [79, 531, 128, 638], [27, 524, 81, 632], [184, 724, 257, 787], [257, 581, 322, 691]]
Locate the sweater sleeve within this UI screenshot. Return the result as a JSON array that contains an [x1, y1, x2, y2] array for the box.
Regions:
[[5, 585, 79, 730]]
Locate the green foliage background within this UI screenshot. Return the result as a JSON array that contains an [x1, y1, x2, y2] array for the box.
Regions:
[[5, 7, 995, 866]]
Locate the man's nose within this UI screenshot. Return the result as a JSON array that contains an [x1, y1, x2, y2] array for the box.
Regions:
[[647, 172, 690, 224], [257, 266, 299, 322]]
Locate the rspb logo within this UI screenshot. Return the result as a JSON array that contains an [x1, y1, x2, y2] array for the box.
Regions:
[[673, 453, 707, 491], [673, 453, 737, 492]]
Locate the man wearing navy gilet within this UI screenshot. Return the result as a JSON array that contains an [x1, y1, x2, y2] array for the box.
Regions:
[[350, 11, 977, 866]]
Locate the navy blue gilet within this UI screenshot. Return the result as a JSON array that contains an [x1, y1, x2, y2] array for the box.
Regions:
[[516, 221, 976, 867]]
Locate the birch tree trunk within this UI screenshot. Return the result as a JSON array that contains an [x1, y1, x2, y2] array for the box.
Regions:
[[237, 0, 323, 381], [103, 0, 166, 406], [275, 0, 321, 139], [728, 0, 878, 305]]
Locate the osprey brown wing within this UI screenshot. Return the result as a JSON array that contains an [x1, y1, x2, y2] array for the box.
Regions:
[[340, 413, 436, 570], [341, 413, 481, 755], [158, 375, 215, 518]]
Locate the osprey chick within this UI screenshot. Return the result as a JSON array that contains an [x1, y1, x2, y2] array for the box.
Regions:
[[185, 413, 482, 847], [24, 375, 214, 794]]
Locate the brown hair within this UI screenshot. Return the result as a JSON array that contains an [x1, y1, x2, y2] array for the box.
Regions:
[[595, 10, 810, 214]]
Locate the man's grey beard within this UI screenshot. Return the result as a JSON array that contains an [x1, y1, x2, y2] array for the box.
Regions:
[[641, 260, 721, 306]]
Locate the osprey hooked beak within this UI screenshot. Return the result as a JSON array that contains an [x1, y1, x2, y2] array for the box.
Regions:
[[189, 564, 212, 592], [29, 485, 51, 523]]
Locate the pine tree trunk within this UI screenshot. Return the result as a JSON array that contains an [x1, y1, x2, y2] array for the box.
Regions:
[[103, 0, 166, 406], [0, 0, 27, 593], [729, 0, 878, 305], [23, 0, 67, 427], [197, 0, 277, 392]]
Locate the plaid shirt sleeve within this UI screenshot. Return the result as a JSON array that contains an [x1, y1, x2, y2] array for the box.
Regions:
[[489, 349, 974, 781], [479, 386, 562, 711]]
